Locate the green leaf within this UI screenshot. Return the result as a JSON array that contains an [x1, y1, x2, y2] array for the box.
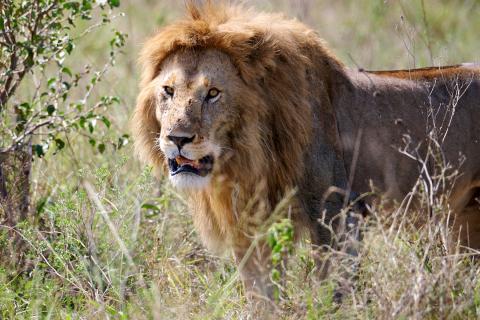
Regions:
[[64, 1, 80, 11], [81, 1, 93, 11], [142, 203, 161, 217], [65, 41, 74, 54], [87, 119, 96, 133], [116, 134, 129, 150], [55, 138, 65, 150], [98, 143, 105, 153], [33, 144, 45, 157], [141, 203, 160, 211], [47, 77, 57, 88], [101, 116, 111, 128], [18, 103, 32, 119], [62, 67, 72, 77], [36, 197, 48, 214], [108, 0, 120, 8], [46, 105, 55, 115], [62, 81, 71, 90], [79, 116, 86, 128]]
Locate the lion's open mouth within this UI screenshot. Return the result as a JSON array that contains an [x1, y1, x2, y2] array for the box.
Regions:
[[168, 155, 214, 177]]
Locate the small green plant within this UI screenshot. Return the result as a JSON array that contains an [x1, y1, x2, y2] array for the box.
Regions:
[[267, 218, 294, 301]]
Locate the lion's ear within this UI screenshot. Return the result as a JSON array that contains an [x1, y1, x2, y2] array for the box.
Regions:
[[240, 29, 308, 86], [232, 32, 277, 83], [131, 84, 165, 176]]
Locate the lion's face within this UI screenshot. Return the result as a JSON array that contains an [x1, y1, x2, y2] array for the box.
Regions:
[[154, 49, 243, 189]]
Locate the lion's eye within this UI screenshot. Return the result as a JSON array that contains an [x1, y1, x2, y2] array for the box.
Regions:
[[206, 88, 220, 100], [164, 86, 174, 97]]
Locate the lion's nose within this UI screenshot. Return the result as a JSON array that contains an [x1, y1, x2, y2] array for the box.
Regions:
[[167, 134, 196, 148]]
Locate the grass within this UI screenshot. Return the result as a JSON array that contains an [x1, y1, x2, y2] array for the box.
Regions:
[[1, 0, 480, 318]]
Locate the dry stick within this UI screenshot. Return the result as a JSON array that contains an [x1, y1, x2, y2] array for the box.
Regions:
[[343, 127, 363, 208], [80, 201, 113, 300], [420, 0, 434, 65], [441, 77, 473, 144], [0, 155, 9, 200], [397, 4, 416, 70], [82, 180, 146, 289]]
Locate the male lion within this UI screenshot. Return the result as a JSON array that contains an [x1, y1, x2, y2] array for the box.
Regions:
[[132, 3, 480, 299]]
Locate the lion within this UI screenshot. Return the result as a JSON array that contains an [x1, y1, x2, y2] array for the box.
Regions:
[[132, 3, 480, 299]]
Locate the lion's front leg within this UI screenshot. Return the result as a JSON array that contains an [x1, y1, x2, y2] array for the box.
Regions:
[[310, 192, 367, 301], [233, 239, 275, 302]]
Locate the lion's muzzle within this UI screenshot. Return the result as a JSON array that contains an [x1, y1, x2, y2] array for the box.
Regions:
[[168, 154, 214, 177]]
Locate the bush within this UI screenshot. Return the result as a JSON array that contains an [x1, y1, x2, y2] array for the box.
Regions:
[[0, 0, 127, 226]]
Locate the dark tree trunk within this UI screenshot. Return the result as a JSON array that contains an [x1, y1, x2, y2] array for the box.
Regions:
[[0, 143, 32, 226]]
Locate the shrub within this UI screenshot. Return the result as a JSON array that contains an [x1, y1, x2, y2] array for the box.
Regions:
[[0, 0, 127, 227]]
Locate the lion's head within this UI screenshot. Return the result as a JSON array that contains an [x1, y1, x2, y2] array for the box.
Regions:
[[152, 49, 248, 189], [131, 3, 342, 196]]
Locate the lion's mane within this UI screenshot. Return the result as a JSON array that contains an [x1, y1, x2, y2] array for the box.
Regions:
[[131, 3, 346, 250]]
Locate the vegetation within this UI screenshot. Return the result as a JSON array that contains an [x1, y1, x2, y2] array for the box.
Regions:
[[0, 0, 479, 318], [0, 0, 126, 228]]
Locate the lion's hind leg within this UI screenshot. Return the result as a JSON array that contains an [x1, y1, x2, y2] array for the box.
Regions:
[[453, 188, 480, 250], [453, 206, 480, 251]]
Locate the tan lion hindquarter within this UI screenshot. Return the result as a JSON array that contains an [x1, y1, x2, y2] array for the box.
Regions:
[[335, 69, 480, 247]]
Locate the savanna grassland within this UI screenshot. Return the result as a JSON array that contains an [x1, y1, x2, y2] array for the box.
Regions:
[[1, 0, 480, 319]]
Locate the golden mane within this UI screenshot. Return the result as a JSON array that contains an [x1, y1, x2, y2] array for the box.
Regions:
[[132, 2, 345, 198]]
